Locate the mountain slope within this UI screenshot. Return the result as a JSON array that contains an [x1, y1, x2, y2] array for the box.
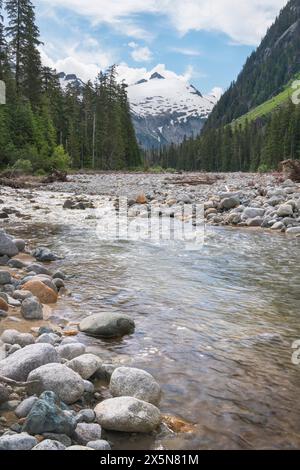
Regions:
[[205, 0, 300, 129], [127, 72, 218, 149]]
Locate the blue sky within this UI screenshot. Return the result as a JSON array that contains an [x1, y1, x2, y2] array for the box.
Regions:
[[35, 0, 288, 95]]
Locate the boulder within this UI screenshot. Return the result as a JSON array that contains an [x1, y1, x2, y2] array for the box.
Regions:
[[15, 397, 39, 418], [23, 391, 76, 436], [32, 439, 66, 450], [242, 207, 265, 220], [94, 397, 161, 433], [110, 367, 162, 405], [220, 196, 240, 210], [0, 432, 37, 450], [21, 296, 43, 320], [22, 280, 58, 304], [0, 271, 11, 285], [1, 329, 35, 347], [0, 230, 19, 257], [27, 363, 85, 404], [0, 343, 59, 381], [74, 423, 102, 445], [79, 312, 135, 338], [67, 354, 101, 379], [57, 343, 86, 361]]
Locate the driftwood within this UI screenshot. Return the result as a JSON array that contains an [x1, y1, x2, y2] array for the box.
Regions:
[[165, 175, 222, 186], [279, 159, 300, 182], [42, 169, 68, 184], [0, 375, 38, 387], [0, 178, 33, 189]]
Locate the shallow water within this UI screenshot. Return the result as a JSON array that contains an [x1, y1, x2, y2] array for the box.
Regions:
[[3, 192, 300, 450]]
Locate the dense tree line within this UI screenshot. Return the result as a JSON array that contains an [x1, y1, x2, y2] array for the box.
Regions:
[[0, 0, 141, 173], [147, 100, 300, 171], [205, 0, 300, 130]]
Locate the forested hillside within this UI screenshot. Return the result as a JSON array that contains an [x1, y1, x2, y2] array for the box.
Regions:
[[0, 0, 141, 173]]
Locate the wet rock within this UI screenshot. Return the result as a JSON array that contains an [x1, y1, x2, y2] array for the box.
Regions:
[[15, 397, 39, 418], [67, 354, 101, 379], [23, 391, 76, 436], [27, 363, 85, 404], [110, 367, 161, 405], [75, 409, 96, 424], [53, 278, 65, 289], [57, 343, 86, 361], [87, 440, 111, 450], [0, 309, 8, 318], [12, 290, 33, 301], [21, 296, 43, 320], [0, 343, 59, 381], [32, 439, 66, 450], [79, 312, 135, 338], [33, 247, 59, 262], [0, 271, 11, 285], [26, 263, 52, 276], [95, 397, 161, 433], [0, 432, 37, 450], [0, 383, 10, 405], [8, 259, 26, 269], [74, 423, 102, 445], [1, 329, 35, 347], [22, 280, 58, 304], [0, 230, 19, 257], [0, 297, 9, 311], [53, 271, 66, 280]]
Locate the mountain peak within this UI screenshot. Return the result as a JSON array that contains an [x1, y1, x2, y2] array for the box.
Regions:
[[150, 72, 165, 80]]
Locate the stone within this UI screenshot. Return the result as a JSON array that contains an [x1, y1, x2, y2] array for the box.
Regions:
[[268, 196, 285, 206], [23, 391, 76, 436], [242, 207, 265, 220], [67, 354, 101, 379], [0, 255, 9, 265], [32, 439, 66, 450], [74, 423, 102, 445], [26, 263, 52, 276], [21, 296, 43, 320], [53, 278, 65, 289], [0, 383, 10, 405], [83, 380, 94, 394], [0, 297, 8, 311], [27, 363, 85, 404], [53, 271, 66, 280], [110, 367, 161, 405], [7, 259, 26, 269], [57, 343, 86, 361], [136, 193, 148, 204], [75, 409, 96, 424], [33, 247, 59, 262], [1, 329, 35, 347], [42, 433, 72, 447], [66, 445, 94, 450], [286, 226, 300, 234], [93, 364, 116, 382], [87, 440, 111, 450], [0, 271, 11, 285], [0, 230, 19, 257], [94, 397, 161, 433], [22, 280, 58, 304], [0, 309, 8, 318], [0, 432, 37, 450], [12, 290, 33, 301], [13, 239, 26, 252], [7, 344, 21, 355], [271, 222, 284, 230], [0, 343, 59, 381], [79, 312, 135, 338], [15, 397, 38, 418], [246, 217, 263, 227], [277, 204, 294, 217], [36, 333, 60, 345], [221, 196, 240, 210]]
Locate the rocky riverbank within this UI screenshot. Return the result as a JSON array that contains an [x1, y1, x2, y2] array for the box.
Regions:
[[0, 229, 173, 451]]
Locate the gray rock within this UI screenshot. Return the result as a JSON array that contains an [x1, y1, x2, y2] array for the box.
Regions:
[[15, 397, 38, 418], [221, 196, 240, 210], [286, 226, 300, 234], [57, 343, 86, 360], [1, 399, 20, 411], [1, 329, 35, 347], [75, 409, 96, 424], [67, 354, 101, 379], [0, 383, 10, 405], [42, 433, 72, 447], [33, 247, 59, 262], [0, 343, 59, 381], [23, 391, 76, 436], [83, 380, 94, 394], [246, 217, 263, 227], [0, 271, 11, 285], [0, 432, 37, 450], [277, 204, 293, 217], [53, 271, 66, 280], [66, 445, 94, 450], [87, 440, 111, 450], [53, 278, 65, 289], [94, 397, 161, 433], [32, 439, 66, 450], [242, 207, 265, 220], [0, 309, 8, 318], [74, 423, 102, 445], [0, 230, 19, 257], [36, 333, 60, 345], [13, 239, 26, 252], [0, 255, 9, 265], [7, 344, 21, 355], [271, 221, 284, 230], [21, 296, 43, 320], [27, 363, 85, 404], [79, 312, 135, 338], [93, 364, 116, 382], [12, 290, 33, 301], [7, 259, 26, 269], [268, 196, 285, 206], [26, 264, 52, 276], [110, 367, 161, 405]]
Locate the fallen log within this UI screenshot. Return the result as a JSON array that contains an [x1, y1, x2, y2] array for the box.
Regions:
[[42, 169, 68, 184], [279, 159, 300, 182]]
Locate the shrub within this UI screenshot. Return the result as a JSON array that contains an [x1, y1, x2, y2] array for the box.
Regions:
[[50, 145, 71, 171], [34, 169, 47, 177], [258, 163, 270, 173], [12, 159, 33, 174]]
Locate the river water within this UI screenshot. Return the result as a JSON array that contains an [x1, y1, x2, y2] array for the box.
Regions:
[[3, 191, 300, 450]]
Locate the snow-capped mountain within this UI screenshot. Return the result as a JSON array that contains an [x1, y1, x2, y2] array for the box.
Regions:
[[127, 72, 218, 149], [57, 70, 218, 149]]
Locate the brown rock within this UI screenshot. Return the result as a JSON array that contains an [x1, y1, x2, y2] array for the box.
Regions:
[[162, 415, 195, 434], [0, 297, 9, 312], [22, 280, 58, 304], [136, 193, 148, 204]]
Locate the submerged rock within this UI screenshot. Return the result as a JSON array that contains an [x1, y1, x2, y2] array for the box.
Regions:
[[110, 367, 162, 405], [79, 312, 135, 338], [33, 247, 59, 262], [94, 396, 161, 433]]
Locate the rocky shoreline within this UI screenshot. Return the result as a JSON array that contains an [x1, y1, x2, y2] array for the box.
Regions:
[[0, 229, 170, 451]]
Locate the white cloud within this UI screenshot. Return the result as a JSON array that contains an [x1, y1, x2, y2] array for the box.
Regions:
[[170, 47, 202, 57], [129, 43, 153, 62], [38, 0, 288, 45], [210, 87, 223, 100]]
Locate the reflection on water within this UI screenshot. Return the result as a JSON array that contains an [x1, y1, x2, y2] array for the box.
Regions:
[[6, 216, 300, 450]]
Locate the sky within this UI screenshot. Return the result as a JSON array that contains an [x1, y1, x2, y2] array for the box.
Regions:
[[35, 0, 288, 96]]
